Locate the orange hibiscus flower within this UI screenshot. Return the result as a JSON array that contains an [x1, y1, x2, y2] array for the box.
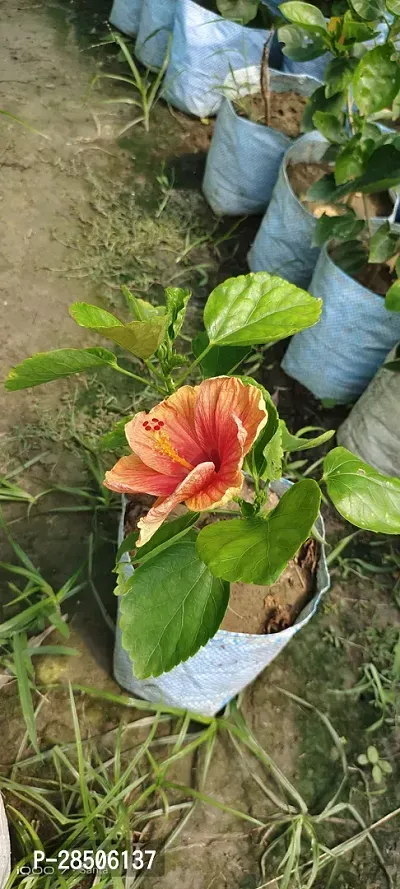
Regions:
[[104, 376, 268, 546]]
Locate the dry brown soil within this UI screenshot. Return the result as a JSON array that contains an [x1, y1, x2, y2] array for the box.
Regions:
[[234, 90, 308, 138], [287, 160, 394, 219]]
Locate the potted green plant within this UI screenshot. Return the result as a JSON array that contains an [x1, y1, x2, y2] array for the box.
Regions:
[[202, 58, 321, 215], [337, 344, 400, 476], [5, 272, 400, 714], [163, 0, 277, 117], [278, 0, 391, 78], [249, 5, 400, 285]]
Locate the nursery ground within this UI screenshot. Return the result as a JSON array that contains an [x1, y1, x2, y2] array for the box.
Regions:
[[0, 1, 399, 887]]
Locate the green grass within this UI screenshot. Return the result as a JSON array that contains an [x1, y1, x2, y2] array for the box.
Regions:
[[2, 685, 399, 888]]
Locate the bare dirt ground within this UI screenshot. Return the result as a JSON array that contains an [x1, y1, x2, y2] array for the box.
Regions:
[[0, 2, 399, 887]]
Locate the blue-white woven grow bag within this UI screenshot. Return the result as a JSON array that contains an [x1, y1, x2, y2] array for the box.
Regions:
[[135, 0, 177, 70], [202, 67, 321, 216], [109, 0, 143, 35], [163, 0, 277, 118], [247, 131, 327, 287], [248, 131, 399, 288], [282, 238, 400, 404], [113, 481, 329, 717]]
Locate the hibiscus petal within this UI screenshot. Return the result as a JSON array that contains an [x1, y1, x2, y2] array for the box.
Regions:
[[185, 467, 243, 512], [125, 386, 205, 478], [137, 461, 215, 546], [104, 454, 178, 496], [194, 377, 268, 460]]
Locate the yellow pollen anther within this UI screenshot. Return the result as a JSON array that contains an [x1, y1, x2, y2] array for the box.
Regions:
[[153, 430, 194, 471]]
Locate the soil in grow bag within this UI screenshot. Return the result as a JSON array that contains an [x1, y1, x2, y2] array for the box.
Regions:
[[233, 90, 308, 139], [330, 244, 397, 296], [287, 161, 394, 220], [123, 488, 318, 640]]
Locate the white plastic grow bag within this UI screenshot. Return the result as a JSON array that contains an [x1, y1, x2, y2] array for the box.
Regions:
[[337, 347, 400, 477], [202, 67, 321, 215], [135, 0, 177, 70], [113, 480, 329, 717], [0, 793, 10, 889], [109, 0, 143, 35], [282, 238, 400, 404], [163, 0, 274, 118], [248, 131, 399, 288]]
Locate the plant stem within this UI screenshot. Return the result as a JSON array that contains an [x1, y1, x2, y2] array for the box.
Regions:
[[143, 358, 166, 383], [260, 31, 274, 128], [113, 363, 166, 395], [347, 90, 372, 237], [175, 342, 213, 385]]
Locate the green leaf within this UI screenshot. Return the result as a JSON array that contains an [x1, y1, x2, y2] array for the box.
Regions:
[[262, 425, 284, 482], [69, 303, 165, 359], [4, 347, 117, 391], [280, 1, 327, 30], [302, 86, 345, 133], [216, 0, 259, 23], [98, 416, 131, 452], [196, 479, 322, 585], [116, 512, 200, 564], [387, 0, 400, 13], [323, 447, 400, 534], [306, 173, 338, 202], [204, 272, 322, 348], [357, 753, 369, 765], [278, 24, 326, 61], [380, 759, 393, 774], [372, 764, 382, 784], [329, 144, 400, 198], [13, 632, 39, 753], [367, 745, 379, 764], [192, 332, 249, 378], [356, 144, 400, 194], [353, 45, 400, 117], [165, 287, 191, 341], [335, 137, 367, 185], [122, 285, 166, 321], [133, 513, 200, 565], [369, 222, 399, 264], [249, 389, 282, 481], [385, 280, 400, 312], [280, 421, 335, 452], [325, 58, 358, 99], [312, 111, 347, 144], [342, 14, 377, 43], [119, 538, 229, 678], [116, 531, 139, 562], [349, 0, 385, 20], [313, 212, 366, 247], [330, 240, 368, 275]]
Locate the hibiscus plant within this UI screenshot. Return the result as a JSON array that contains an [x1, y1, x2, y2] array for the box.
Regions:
[[279, 0, 400, 280], [5, 272, 400, 678]]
